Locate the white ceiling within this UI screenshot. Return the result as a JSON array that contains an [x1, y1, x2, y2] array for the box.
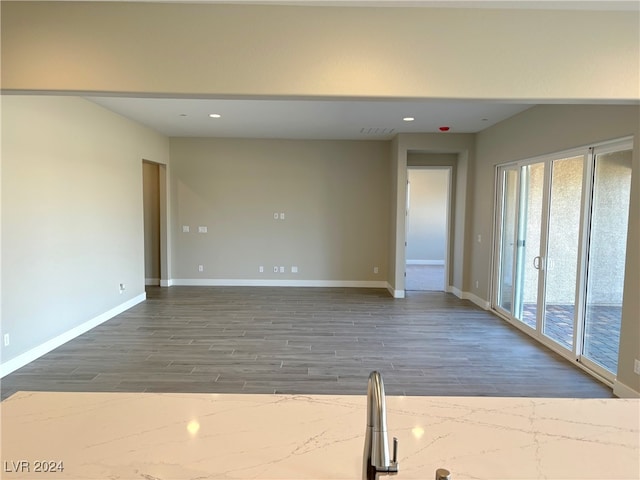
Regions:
[[86, 96, 537, 139]]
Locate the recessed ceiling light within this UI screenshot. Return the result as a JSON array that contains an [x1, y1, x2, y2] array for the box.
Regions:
[[209, 113, 221, 118], [403, 117, 415, 122]]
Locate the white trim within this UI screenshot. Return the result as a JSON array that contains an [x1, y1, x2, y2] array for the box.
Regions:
[[386, 282, 405, 298], [160, 279, 173, 287], [449, 285, 463, 298], [462, 292, 491, 310], [171, 279, 389, 289], [613, 380, 640, 398], [406, 259, 445, 265], [145, 277, 160, 286], [0, 293, 146, 378], [445, 286, 490, 310]]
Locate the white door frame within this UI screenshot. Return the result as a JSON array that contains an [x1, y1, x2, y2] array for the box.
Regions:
[[405, 166, 453, 292]]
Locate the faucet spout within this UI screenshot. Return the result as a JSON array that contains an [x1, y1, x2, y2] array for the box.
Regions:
[[363, 371, 398, 480]]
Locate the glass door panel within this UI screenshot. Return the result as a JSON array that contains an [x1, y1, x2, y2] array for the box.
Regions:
[[517, 163, 544, 328], [494, 140, 631, 384], [495, 163, 544, 329], [497, 168, 518, 312], [542, 156, 584, 351], [582, 148, 632, 374]]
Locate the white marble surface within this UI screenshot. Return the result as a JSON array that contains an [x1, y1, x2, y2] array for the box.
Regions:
[[1, 391, 638, 479]]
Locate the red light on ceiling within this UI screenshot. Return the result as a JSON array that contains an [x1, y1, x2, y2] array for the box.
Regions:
[[439, 126, 450, 132]]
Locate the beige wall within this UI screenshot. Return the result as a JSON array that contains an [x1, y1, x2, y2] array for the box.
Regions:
[[1, 95, 169, 365], [169, 138, 389, 284], [1, 3, 637, 100], [474, 104, 640, 395]]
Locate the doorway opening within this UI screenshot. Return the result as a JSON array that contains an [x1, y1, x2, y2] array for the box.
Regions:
[[142, 160, 168, 287], [405, 168, 451, 291]]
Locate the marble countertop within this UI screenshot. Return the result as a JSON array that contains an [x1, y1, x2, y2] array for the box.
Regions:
[[1, 391, 638, 479]]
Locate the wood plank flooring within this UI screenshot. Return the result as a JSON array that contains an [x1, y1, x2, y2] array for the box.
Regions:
[[0, 287, 613, 400]]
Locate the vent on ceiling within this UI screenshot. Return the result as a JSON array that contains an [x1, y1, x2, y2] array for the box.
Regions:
[[360, 127, 395, 136]]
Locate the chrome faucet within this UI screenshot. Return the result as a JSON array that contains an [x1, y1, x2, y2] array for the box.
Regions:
[[363, 371, 399, 480]]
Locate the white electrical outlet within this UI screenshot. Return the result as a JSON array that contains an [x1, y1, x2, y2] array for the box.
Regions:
[[634, 359, 640, 375], [291, 266, 298, 273], [198, 265, 204, 272], [259, 266, 264, 273], [475, 280, 479, 289], [3, 334, 9, 347], [279, 266, 285, 273], [280, 212, 285, 220], [198, 226, 208, 233], [182, 225, 190, 233], [373, 266, 379, 274]]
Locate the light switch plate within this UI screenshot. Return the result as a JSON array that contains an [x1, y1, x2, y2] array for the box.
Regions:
[[198, 226, 208, 233]]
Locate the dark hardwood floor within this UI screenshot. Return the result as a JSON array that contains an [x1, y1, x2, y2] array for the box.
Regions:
[[0, 287, 613, 401]]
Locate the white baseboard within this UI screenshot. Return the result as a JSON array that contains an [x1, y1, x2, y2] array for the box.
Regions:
[[613, 379, 640, 398], [0, 293, 146, 378], [406, 260, 445, 266], [170, 279, 388, 289], [145, 278, 160, 286], [160, 279, 173, 287], [386, 283, 405, 298], [448, 286, 490, 310], [464, 292, 491, 310], [448, 285, 462, 297]]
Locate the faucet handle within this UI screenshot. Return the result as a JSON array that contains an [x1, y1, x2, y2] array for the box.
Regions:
[[388, 437, 399, 474], [392, 437, 398, 464]]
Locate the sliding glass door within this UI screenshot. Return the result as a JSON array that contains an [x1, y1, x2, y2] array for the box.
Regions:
[[497, 167, 518, 313], [581, 145, 633, 376], [542, 155, 584, 351], [496, 163, 544, 326], [493, 139, 632, 381]]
